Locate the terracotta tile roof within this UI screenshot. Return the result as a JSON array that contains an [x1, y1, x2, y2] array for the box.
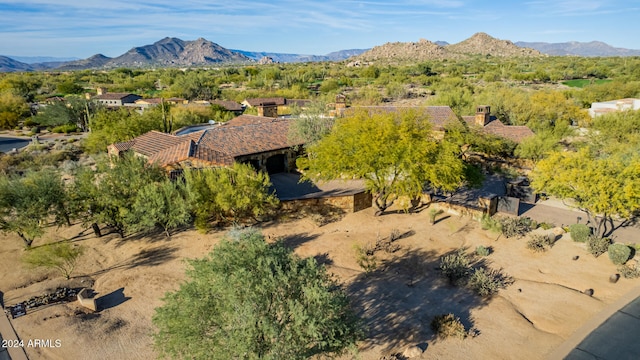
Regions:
[[110, 116, 298, 168], [346, 106, 459, 130], [209, 100, 244, 111], [198, 119, 295, 157], [462, 116, 534, 143], [243, 97, 286, 107]]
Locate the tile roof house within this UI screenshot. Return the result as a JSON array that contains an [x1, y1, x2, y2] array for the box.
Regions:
[[108, 115, 302, 174], [462, 105, 534, 143], [341, 105, 460, 131]]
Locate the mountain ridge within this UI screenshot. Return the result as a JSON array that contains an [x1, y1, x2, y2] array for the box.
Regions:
[[515, 40, 640, 57]]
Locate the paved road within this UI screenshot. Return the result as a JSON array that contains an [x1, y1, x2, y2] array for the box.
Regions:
[[0, 137, 30, 154]]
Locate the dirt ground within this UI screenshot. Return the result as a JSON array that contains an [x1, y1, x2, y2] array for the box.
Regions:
[[1, 205, 639, 360]]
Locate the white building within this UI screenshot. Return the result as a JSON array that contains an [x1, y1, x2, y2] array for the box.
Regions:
[[589, 98, 640, 117]]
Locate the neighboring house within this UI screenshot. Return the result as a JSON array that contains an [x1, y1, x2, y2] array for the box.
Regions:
[[209, 100, 245, 115], [95, 92, 142, 107], [133, 97, 188, 112], [588, 98, 640, 117], [242, 97, 311, 117], [340, 105, 460, 133], [108, 115, 302, 174], [462, 105, 534, 143]]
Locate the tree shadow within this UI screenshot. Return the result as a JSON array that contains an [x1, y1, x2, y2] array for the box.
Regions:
[[278, 232, 320, 251], [434, 215, 451, 224], [347, 248, 491, 352], [96, 288, 131, 312], [0, 290, 3, 308], [82, 245, 178, 277], [313, 252, 333, 266]]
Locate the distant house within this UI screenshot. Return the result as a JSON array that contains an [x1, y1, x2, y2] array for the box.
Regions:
[[341, 105, 460, 134], [209, 100, 245, 115], [242, 97, 311, 117], [133, 97, 188, 112], [95, 92, 142, 107], [462, 105, 534, 143], [588, 98, 640, 117], [108, 114, 302, 174]]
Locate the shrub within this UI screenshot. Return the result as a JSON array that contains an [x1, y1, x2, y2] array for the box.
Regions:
[[569, 224, 591, 243], [429, 208, 444, 224], [467, 268, 512, 297], [499, 217, 536, 238], [51, 124, 78, 133], [608, 244, 632, 265], [587, 236, 611, 258], [439, 249, 472, 285], [431, 313, 466, 339], [618, 263, 640, 279], [526, 234, 554, 252], [538, 222, 554, 230], [23, 118, 37, 127], [354, 243, 377, 273], [475, 245, 490, 257], [480, 214, 501, 233], [22, 241, 85, 279]]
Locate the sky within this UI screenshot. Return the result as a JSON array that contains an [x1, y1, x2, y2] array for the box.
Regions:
[[1, 0, 639, 58]]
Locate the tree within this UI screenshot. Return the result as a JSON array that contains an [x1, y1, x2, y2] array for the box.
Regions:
[[0, 170, 69, 247], [287, 100, 334, 145], [153, 228, 363, 360], [129, 180, 191, 237], [22, 241, 84, 279], [183, 163, 279, 230], [0, 91, 30, 129], [531, 148, 640, 237], [299, 109, 466, 215]]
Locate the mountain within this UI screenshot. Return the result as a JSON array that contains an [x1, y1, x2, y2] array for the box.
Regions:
[[355, 33, 541, 62], [56, 54, 113, 70], [516, 41, 640, 57], [7, 56, 79, 64], [0, 56, 32, 72], [446, 32, 541, 57], [233, 48, 368, 63]]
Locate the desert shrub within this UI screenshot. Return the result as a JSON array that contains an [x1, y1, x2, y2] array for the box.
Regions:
[[499, 217, 536, 238], [23, 118, 37, 127], [608, 244, 632, 265], [480, 214, 501, 233], [22, 241, 84, 279], [431, 313, 466, 339], [467, 268, 511, 297], [618, 263, 640, 279], [354, 243, 377, 273], [475, 245, 490, 257], [429, 208, 444, 224], [526, 234, 554, 252], [389, 228, 401, 242], [538, 222, 554, 230], [439, 249, 472, 285], [30, 126, 40, 134], [569, 223, 591, 243], [51, 124, 78, 133], [373, 230, 402, 254], [587, 236, 611, 257]]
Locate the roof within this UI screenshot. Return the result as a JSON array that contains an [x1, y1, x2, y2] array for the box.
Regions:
[[95, 93, 141, 101], [463, 116, 534, 143], [209, 100, 244, 111], [344, 106, 459, 130], [243, 97, 286, 107], [285, 99, 312, 108], [135, 98, 164, 105], [110, 115, 298, 168]]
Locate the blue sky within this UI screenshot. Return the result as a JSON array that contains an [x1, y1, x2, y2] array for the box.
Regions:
[[1, 0, 639, 58]]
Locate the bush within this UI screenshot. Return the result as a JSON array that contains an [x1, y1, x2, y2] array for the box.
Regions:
[[23, 118, 37, 127], [499, 217, 536, 238], [569, 224, 591, 243], [51, 124, 78, 133], [526, 234, 554, 252], [354, 243, 377, 273], [587, 236, 611, 257], [608, 243, 632, 265], [538, 222, 554, 230], [480, 214, 501, 233], [431, 313, 466, 339], [618, 263, 640, 279], [439, 249, 472, 285], [475, 245, 490, 257], [22, 241, 84, 279], [467, 268, 511, 297]]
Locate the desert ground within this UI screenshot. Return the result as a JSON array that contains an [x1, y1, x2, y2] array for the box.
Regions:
[[1, 204, 639, 360]]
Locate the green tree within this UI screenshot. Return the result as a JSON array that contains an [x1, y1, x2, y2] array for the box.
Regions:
[[287, 100, 334, 145], [129, 180, 191, 237], [153, 228, 363, 360], [0, 170, 69, 247], [299, 109, 466, 214], [183, 163, 278, 230], [531, 148, 640, 237], [0, 91, 30, 129], [22, 241, 84, 279]]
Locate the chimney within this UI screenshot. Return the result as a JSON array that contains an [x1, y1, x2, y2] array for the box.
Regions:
[[257, 102, 278, 118], [475, 105, 491, 126], [96, 87, 106, 96]]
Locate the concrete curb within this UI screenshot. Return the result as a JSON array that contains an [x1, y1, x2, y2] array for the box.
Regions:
[[0, 310, 29, 360], [547, 284, 640, 359]]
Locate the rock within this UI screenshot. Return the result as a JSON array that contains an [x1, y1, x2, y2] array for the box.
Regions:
[[403, 345, 424, 358], [609, 274, 620, 283], [583, 288, 594, 296], [573, 255, 580, 261]]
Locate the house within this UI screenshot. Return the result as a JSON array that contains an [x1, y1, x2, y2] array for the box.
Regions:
[[209, 100, 245, 115], [95, 92, 142, 107], [588, 98, 640, 117], [242, 97, 311, 117], [462, 106, 534, 143], [108, 115, 302, 174], [340, 105, 460, 133]]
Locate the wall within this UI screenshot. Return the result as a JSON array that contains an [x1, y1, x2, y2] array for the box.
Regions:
[[281, 191, 372, 214]]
